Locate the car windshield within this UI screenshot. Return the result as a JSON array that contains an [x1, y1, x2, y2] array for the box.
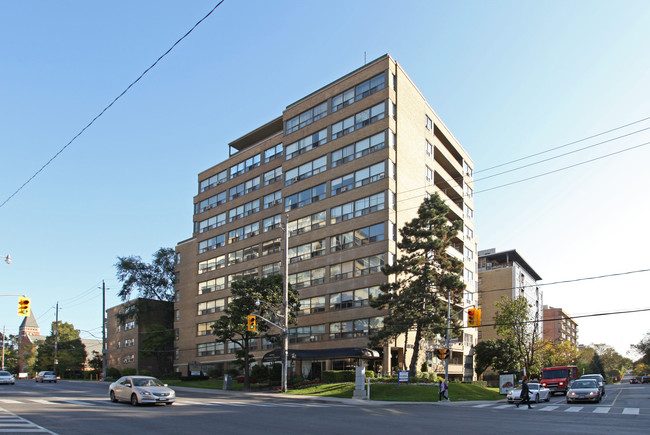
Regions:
[[133, 378, 164, 387], [528, 383, 540, 390], [572, 380, 597, 389], [0, 371, 11, 376], [542, 369, 567, 379]]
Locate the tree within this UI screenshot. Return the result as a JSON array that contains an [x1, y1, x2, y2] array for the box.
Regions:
[[211, 275, 300, 390], [493, 296, 543, 375], [140, 324, 174, 376], [589, 353, 606, 377], [35, 322, 87, 376], [371, 194, 466, 376], [1, 333, 19, 374], [114, 247, 176, 324], [632, 332, 650, 365], [538, 340, 580, 368], [593, 344, 632, 381], [475, 338, 521, 377], [88, 351, 103, 372]]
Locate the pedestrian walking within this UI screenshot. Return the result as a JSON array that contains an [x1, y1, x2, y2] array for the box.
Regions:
[[438, 380, 447, 401], [516, 378, 532, 409]]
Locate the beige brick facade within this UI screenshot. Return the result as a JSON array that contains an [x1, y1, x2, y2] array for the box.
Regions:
[[174, 55, 478, 380]]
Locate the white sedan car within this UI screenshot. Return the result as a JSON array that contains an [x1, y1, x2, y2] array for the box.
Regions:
[[0, 371, 15, 385], [109, 376, 175, 406], [507, 382, 551, 403]]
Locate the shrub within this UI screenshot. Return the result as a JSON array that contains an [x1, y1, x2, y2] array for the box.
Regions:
[[421, 362, 428, 373], [250, 364, 269, 382], [322, 370, 355, 383], [226, 368, 239, 377], [121, 368, 137, 376], [208, 368, 223, 379], [107, 367, 121, 379], [139, 369, 152, 376]]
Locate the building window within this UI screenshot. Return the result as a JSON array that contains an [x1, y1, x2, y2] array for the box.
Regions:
[[263, 191, 282, 209], [230, 153, 260, 179], [264, 144, 283, 163], [285, 101, 328, 134], [197, 322, 213, 336], [425, 166, 434, 185], [263, 214, 282, 232], [330, 223, 384, 252], [425, 115, 433, 133], [198, 254, 226, 274], [288, 211, 326, 237], [198, 276, 226, 294], [288, 267, 326, 289], [298, 296, 326, 315], [284, 183, 326, 211], [228, 222, 259, 244], [198, 234, 226, 253], [198, 298, 226, 316], [261, 238, 281, 256], [289, 239, 326, 263], [263, 167, 282, 186], [329, 316, 383, 340], [262, 262, 281, 277], [285, 128, 328, 160], [199, 169, 228, 193], [196, 212, 227, 233], [330, 192, 385, 224], [124, 321, 135, 330], [289, 324, 325, 343], [195, 191, 227, 214], [331, 73, 385, 112], [285, 156, 328, 186], [228, 268, 258, 286], [229, 176, 261, 201], [331, 102, 385, 140], [198, 342, 224, 356], [329, 286, 381, 310]]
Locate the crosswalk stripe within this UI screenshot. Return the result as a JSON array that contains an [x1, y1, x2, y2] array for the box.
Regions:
[[622, 408, 639, 415], [494, 404, 512, 409], [473, 404, 493, 408], [565, 407, 583, 412], [539, 406, 559, 411], [0, 400, 21, 404], [61, 401, 95, 406], [593, 407, 610, 414], [28, 400, 51, 405]]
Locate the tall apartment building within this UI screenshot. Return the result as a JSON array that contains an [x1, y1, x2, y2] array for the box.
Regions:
[[174, 54, 478, 380], [542, 305, 578, 346], [477, 249, 543, 343]]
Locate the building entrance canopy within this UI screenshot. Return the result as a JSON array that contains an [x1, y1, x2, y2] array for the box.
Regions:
[[262, 347, 380, 363]]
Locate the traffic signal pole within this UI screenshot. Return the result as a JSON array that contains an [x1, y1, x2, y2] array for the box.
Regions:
[[445, 290, 450, 383]]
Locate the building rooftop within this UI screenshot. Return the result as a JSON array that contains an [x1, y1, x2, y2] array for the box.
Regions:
[[479, 249, 542, 281]]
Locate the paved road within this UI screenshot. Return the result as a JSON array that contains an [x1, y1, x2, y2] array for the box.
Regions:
[[0, 380, 648, 434]]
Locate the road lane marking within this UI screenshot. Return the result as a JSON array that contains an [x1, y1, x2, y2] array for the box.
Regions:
[[473, 404, 493, 408], [28, 400, 51, 405], [611, 388, 622, 407], [593, 407, 610, 413], [494, 405, 511, 409], [0, 408, 57, 434], [539, 406, 559, 411], [565, 407, 583, 412], [60, 400, 96, 406], [0, 400, 21, 404], [622, 408, 639, 415]]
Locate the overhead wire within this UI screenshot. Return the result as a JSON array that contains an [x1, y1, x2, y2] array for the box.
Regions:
[[0, 1, 227, 210]]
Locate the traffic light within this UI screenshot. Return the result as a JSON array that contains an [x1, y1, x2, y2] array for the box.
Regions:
[[247, 315, 257, 332], [18, 296, 31, 317], [467, 308, 476, 327], [475, 308, 482, 326]]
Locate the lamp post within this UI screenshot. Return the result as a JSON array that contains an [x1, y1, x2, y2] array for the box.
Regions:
[[1, 254, 11, 264]]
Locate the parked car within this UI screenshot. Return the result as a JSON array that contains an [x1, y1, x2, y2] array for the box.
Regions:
[[35, 371, 57, 383], [642, 375, 650, 384], [629, 378, 639, 384], [506, 382, 551, 403], [566, 379, 601, 403], [109, 376, 175, 406], [0, 371, 15, 385]]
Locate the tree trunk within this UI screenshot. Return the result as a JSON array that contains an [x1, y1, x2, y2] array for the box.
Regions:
[[409, 323, 423, 377]]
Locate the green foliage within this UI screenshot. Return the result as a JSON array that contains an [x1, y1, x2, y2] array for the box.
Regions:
[[250, 364, 269, 382], [114, 247, 176, 304], [322, 370, 356, 383], [140, 323, 174, 376], [35, 321, 87, 375], [107, 367, 121, 379], [589, 353, 606, 377], [420, 362, 428, 372], [371, 194, 465, 376], [88, 351, 103, 372], [121, 368, 137, 376], [493, 296, 543, 374], [475, 338, 521, 376], [538, 340, 579, 368], [208, 367, 223, 379], [211, 275, 299, 390]]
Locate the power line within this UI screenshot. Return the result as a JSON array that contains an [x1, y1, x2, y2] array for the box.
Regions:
[[0, 1, 226, 210], [475, 115, 650, 174]]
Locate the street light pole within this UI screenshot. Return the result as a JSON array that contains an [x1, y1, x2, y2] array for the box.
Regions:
[[282, 215, 289, 393]]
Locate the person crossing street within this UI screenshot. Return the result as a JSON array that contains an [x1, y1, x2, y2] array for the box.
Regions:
[[516, 378, 532, 409]]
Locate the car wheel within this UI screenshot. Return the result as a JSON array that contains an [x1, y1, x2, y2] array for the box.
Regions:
[[130, 394, 139, 406], [110, 391, 117, 403], [545, 395, 550, 402], [165, 402, 173, 406]]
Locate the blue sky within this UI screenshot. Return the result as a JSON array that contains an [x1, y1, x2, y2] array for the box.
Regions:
[[1, 1, 649, 358]]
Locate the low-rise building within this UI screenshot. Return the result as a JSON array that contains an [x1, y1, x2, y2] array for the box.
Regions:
[[542, 305, 578, 346]]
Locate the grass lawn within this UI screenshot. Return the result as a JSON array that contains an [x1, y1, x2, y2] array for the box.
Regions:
[[287, 382, 503, 402]]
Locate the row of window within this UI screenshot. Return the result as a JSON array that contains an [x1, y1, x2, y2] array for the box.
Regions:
[[196, 129, 392, 219], [299, 286, 382, 315], [289, 253, 389, 289], [196, 316, 384, 343], [198, 260, 281, 295], [285, 72, 387, 135], [116, 338, 135, 349]]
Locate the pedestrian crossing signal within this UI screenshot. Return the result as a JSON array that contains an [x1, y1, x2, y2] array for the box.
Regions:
[[18, 296, 31, 317], [247, 315, 257, 332]]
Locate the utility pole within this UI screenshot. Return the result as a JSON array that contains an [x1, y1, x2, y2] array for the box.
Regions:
[[54, 302, 59, 374], [102, 280, 106, 381], [1, 325, 5, 371], [281, 215, 289, 393], [445, 290, 450, 383]]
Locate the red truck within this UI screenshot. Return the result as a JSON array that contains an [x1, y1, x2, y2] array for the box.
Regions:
[[540, 366, 578, 395]]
